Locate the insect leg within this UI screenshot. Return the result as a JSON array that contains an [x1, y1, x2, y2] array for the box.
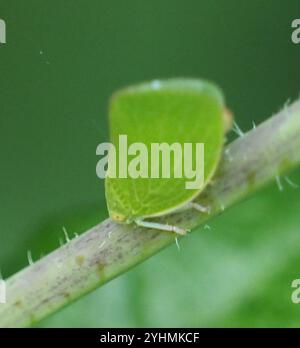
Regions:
[[134, 219, 187, 235], [174, 202, 210, 214], [186, 202, 211, 214]]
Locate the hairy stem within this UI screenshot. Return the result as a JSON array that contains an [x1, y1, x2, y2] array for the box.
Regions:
[[1, 100, 300, 327]]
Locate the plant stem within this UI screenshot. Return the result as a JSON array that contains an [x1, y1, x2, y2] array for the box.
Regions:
[[1, 100, 300, 328]]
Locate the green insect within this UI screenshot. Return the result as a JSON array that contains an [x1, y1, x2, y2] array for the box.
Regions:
[[105, 78, 232, 234]]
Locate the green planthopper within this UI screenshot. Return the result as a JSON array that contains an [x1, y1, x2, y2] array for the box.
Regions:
[[104, 78, 232, 234]]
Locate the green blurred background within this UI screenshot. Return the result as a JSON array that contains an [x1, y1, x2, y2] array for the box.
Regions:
[[1, 0, 300, 327]]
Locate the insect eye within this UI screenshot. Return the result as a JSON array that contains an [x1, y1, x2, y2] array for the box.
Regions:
[[111, 213, 126, 222]]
